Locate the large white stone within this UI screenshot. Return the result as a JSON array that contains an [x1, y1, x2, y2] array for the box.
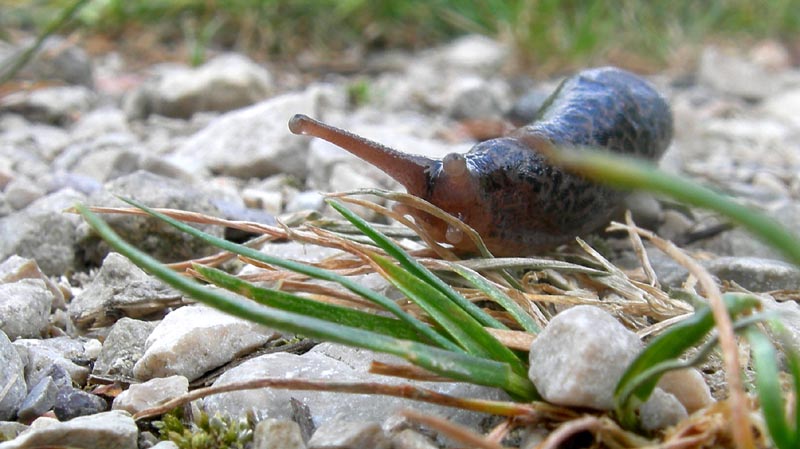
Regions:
[[133, 304, 278, 381]]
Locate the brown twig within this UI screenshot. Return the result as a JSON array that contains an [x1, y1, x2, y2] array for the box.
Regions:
[[399, 409, 505, 449]]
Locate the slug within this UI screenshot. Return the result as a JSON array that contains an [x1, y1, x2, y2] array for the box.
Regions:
[[289, 67, 673, 256]]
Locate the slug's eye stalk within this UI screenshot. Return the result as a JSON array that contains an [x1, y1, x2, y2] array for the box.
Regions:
[[288, 114, 434, 197]]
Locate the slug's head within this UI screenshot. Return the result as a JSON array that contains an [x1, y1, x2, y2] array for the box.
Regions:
[[289, 114, 490, 251]]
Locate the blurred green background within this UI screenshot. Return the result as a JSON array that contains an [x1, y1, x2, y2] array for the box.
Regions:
[[2, 0, 798, 72]]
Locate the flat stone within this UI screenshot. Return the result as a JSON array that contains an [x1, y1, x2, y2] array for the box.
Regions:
[[252, 419, 306, 449], [638, 388, 687, 432], [0, 255, 66, 310], [53, 388, 108, 421], [704, 257, 800, 291], [69, 252, 181, 329], [204, 343, 507, 428], [0, 330, 26, 421], [0, 189, 85, 276], [0, 410, 137, 449], [13, 337, 90, 388], [112, 375, 188, 415], [16, 377, 58, 422], [307, 420, 390, 449], [133, 304, 278, 381], [657, 368, 714, 413], [169, 90, 319, 179], [92, 318, 157, 381], [391, 429, 438, 449], [0, 279, 53, 339], [528, 305, 642, 410]]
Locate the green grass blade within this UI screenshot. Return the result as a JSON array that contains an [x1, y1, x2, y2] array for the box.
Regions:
[[76, 203, 537, 399], [327, 199, 507, 329], [614, 293, 760, 428], [747, 327, 795, 449], [446, 262, 540, 333], [548, 148, 800, 266], [193, 264, 425, 342], [369, 253, 529, 378], [116, 197, 458, 352]]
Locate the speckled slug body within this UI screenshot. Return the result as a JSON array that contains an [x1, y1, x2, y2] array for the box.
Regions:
[[290, 67, 673, 256]]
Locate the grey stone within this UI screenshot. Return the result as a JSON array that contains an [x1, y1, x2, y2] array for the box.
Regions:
[[762, 87, 800, 128], [307, 420, 390, 449], [638, 388, 687, 432], [445, 77, 507, 120], [437, 34, 509, 76], [92, 318, 157, 381], [133, 304, 278, 381], [169, 90, 319, 179], [150, 441, 180, 449], [253, 419, 306, 449], [704, 257, 800, 291], [204, 343, 508, 428], [0, 86, 96, 124], [69, 252, 182, 329], [657, 368, 714, 414], [17, 377, 58, 422], [0, 188, 85, 276], [508, 88, 550, 125], [698, 46, 777, 100], [112, 375, 188, 415], [13, 337, 89, 389], [0, 330, 26, 421], [0, 410, 137, 449], [391, 429, 438, 449], [53, 387, 107, 421], [528, 305, 642, 410], [4, 178, 45, 210], [78, 171, 226, 266], [0, 36, 94, 87], [0, 255, 65, 310], [0, 423, 27, 442], [0, 279, 53, 339], [42, 172, 103, 196], [126, 54, 273, 119], [284, 191, 325, 213]]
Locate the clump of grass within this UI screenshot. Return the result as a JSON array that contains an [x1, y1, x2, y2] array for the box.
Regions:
[[74, 140, 800, 448]]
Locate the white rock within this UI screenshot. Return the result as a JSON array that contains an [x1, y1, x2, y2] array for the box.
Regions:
[[133, 304, 278, 381], [113, 375, 189, 415], [307, 420, 390, 449], [204, 343, 507, 427], [657, 368, 714, 413], [528, 305, 642, 410], [0, 410, 137, 449], [638, 388, 687, 432], [0, 279, 53, 339], [253, 419, 306, 449], [170, 91, 319, 178], [391, 429, 438, 449], [698, 46, 777, 100], [762, 88, 800, 128], [0, 330, 26, 421], [438, 35, 510, 75]]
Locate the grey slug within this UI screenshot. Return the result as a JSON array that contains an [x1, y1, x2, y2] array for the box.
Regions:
[[289, 67, 673, 256]]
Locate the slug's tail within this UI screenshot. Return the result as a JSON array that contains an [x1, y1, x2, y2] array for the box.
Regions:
[[289, 114, 434, 195]]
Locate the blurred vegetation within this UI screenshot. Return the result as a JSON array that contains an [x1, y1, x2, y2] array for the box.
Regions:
[[1, 0, 798, 70]]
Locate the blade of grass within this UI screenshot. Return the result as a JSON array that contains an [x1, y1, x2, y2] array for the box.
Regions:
[[76, 203, 537, 399], [545, 147, 800, 266], [747, 327, 796, 449], [193, 264, 426, 342], [446, 262, 540, 333], [327, 199, 508, 330], [614, 293, 760, 428], [116, 197, 458, 352], [368, 253, 530, 379]]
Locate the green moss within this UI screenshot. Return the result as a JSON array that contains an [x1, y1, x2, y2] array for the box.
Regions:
[[153, 408, 253, 449]]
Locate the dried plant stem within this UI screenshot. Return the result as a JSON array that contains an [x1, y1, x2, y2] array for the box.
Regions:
[[399, 409, 505, 449], [608, 222, 754, 449], [133, 378, 542, 421]]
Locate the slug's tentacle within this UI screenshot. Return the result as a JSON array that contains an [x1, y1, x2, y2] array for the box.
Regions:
[[289, 67, 673, 255], [289, 114, 434, 197]]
